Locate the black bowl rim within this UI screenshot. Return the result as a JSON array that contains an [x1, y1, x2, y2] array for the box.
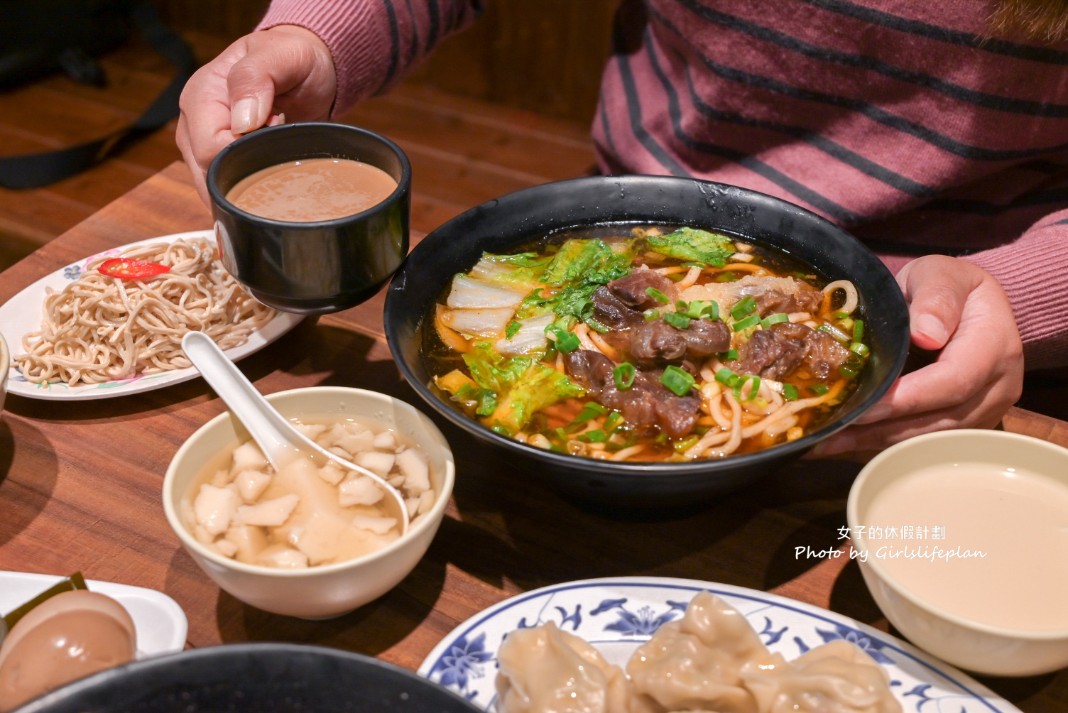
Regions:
[[207, 121, 413, 229], [384, 175, 910, 477], [15, 642, 480, 713]]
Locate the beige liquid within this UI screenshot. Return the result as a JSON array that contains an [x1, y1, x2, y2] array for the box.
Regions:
[[864, 462, 1068, 631], [181, 415, 434, 569], [226, 157, 398, 222]]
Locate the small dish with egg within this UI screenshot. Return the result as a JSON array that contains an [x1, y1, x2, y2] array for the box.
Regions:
[[162, 386, 454, 619], [847, 429, 1068, 676]]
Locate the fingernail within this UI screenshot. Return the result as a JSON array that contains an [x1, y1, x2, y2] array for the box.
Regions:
[[913, 313, 948, 346], [855, 403, 892, 424], [232, 98, 257, 135]]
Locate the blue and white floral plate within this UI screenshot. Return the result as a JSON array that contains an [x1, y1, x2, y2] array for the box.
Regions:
[[418, 577, 1020, 713]]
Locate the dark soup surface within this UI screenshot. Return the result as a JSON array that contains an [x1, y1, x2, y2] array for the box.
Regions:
[[421, 224, 869, 463]]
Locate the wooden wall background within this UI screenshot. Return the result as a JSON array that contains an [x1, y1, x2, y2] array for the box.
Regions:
[[0, 1, 616, 270], [156, 0, 618, 126]]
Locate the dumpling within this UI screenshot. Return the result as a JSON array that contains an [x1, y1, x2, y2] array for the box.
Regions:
[[741, 640, 902, 713], [492, 592, 901, 713], [626, 591, 785, 713], [496, 622, 631, 713]]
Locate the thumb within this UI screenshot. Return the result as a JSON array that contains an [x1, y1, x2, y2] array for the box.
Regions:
[[227, 54, 277, 135], [898, 256, 977, 351]]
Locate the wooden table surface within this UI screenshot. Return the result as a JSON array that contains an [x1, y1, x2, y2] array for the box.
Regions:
[[1, 161, 1066, 712]]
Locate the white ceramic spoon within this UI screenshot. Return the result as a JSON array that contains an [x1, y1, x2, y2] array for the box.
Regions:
[[181, 331, 409, 535]]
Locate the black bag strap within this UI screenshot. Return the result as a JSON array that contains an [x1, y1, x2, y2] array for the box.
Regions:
[[0, 2, 197, 189]]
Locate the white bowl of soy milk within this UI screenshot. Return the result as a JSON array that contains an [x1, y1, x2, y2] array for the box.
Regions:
[[847, 429, 1068, 677]]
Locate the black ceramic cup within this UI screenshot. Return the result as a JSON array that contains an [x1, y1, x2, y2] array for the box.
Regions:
[[208, 122, 411, 314]]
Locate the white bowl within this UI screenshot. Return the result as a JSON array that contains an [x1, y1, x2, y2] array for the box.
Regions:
[[847, 429, 1068, 676], [163, 387, 454, 619]]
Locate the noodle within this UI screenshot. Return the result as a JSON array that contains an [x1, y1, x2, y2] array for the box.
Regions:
[[823, 279, 859, 315], [587, 330, 622, 361], [574, 323, 599, 353], [16, 238, 276, 386]]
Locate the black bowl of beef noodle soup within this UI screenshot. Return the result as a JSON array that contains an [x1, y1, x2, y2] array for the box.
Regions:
[[384, 176, 908, 510]]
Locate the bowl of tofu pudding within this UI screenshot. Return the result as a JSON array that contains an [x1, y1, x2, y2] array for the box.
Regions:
[[162, 387, 454, 619], [847, 429, 1068, 676]]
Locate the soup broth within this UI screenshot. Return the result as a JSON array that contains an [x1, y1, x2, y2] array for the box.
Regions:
[[226, 157, 397, 222], [180, 415, 435, 569], [422, 224, 869, 463]]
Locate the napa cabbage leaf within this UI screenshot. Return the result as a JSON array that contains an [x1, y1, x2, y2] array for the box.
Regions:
[[645, 228, 734, 267]]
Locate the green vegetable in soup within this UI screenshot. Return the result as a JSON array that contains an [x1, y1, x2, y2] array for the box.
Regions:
[[645, 227, 734, 267], [540, 238, 633, 286], [461, 342, 584, 435]]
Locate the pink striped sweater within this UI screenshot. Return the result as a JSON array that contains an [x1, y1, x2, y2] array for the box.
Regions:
[[260, 0, 1068, 370]]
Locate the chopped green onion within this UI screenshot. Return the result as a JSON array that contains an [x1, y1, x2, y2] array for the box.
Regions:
[[849, 342, 870, 357], [715, 271, 739, 282], [613, 363, 636, 390], [761, 312, 789, 328], [817, 323, 850, 342], [833, 311, 850, 320], [810, 383, 830, 396], [732, 313, 761, 332], [643, 308, 660, 321], [722, 348, 739, 361], [663, 311, 692, 329], [661, 365, 696, 396], [839, 364, 860, 379], [645, 286, 670, 303], [782, 384, 800, 401], [581, 429, 608, 443], [730, 295, 757, 320], [572, 401, 608, 425], [715, 367, 738, 386], [545, 324, 580, 353], [674, 435, 700, 453], [604, 411, 624, 431], [585, 316, 610, 334], [735, 374, 761, 401], [679, 299, 718, 320], [853, 319, 865, 343]]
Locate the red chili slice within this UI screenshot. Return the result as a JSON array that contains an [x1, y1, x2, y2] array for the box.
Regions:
[[98, 257, 172, 280]]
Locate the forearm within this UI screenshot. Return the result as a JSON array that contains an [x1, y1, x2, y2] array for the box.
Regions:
[[257, 0, 483, 113], [963, 212, 1068, 371]]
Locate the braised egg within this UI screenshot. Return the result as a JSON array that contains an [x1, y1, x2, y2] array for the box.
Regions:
[[0, 590, 136, 712]]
